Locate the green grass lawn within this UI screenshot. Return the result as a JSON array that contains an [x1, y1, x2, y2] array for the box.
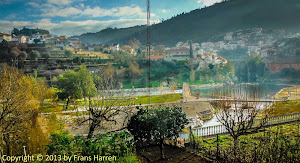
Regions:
[[57, 94, 182, 107], [40, 103, 77, 113]]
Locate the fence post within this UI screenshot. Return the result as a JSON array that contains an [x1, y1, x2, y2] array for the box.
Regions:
[[216, 134, 219, 160]]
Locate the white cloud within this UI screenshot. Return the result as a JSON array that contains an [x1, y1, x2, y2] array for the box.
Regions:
[[27, 2, 39, 8], [81, 7, 115, 17], [81, 6, 147, 18], [197, 0, 223, 7], [41, 7, 82, 17], [48, 0, 72, 5], [0, 19, 147, 36], [161, 9, 169, 13], [0, 20, 31, 33], [114, 6, 145, 17], [28, 1, 148, 19], [80, 3, 84, 8]]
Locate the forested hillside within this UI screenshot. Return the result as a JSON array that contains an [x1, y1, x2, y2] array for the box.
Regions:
[[79, 0, 300, 46]]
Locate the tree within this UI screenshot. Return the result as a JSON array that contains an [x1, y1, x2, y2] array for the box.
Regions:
[[28, 50, 40, 60], [186, 59, 195, 82], [0, 40, 10, 62], [33, 39, 40, 44], [211, 84, 267, 161], [128, 38, 141, 50], [64, 50, 73, 58], [41, 52, 51, 61], [9, 51, 18, 60], [208, 63, 214, 70], [11, 47, 21, 53], [126, 62, 143, 85], [189, 41, 194, 59], [237, 55, 265, 82], [58, 66, 96, 99], [96, 62, 117, 90], [18, 51, 27, 60], [127, 106, 188, 159], [0, 64, 53, 155]]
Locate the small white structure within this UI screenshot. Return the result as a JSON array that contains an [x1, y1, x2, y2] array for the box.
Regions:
[[11, 35, 26, 43], [28, 33, 47, 44]]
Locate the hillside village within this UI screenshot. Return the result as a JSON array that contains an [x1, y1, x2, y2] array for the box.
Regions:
[[1, 0, 300, 162], [1, 27, 299, 78]]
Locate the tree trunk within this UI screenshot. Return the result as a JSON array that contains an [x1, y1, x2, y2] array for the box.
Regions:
[[234, 138, 238, 162], [87, 121, 96, 139], [160, 138, 165, 159]]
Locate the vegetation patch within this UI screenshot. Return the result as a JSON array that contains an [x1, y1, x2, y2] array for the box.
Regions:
[[264, 100, 300, 117]]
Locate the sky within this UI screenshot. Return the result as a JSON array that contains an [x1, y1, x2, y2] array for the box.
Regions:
[[0, 0, 223, 36]]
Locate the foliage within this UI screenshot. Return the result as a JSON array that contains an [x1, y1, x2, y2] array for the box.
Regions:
[[127, 106, 188, 158], [195, 123, 300, 162], [0, 40, 11, 62], [264, 101, 300, 117], [236, 55, 265, 82], [9, 51, 18, 60], [18, 51, 27, 60], [11, 27, 49, 36], [0, 64, 53, 155], [41, 52, 51, 60], [46, 130, 74, 155], [57, 65, 96, 99], [279, 68, 300, 79], [46, 130, 136, 161], [64, 50, 73, 57], [128, 38, 141, 50], [94, 62, 117, 90], [28, 50, 40, 60]]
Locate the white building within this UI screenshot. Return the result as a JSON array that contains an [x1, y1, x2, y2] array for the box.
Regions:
[[11, 35, 26, 43], [110, 44, 119, 51], [164, 48, 197, 61], [28, 33, 47, 44]]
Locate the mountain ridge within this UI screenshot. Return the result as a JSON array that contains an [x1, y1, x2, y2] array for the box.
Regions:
[[79, 0, 300, 46]]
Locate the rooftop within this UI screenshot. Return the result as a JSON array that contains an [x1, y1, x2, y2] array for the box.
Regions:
[[0, 33, 11, 36], [147, 55, 164, 59]]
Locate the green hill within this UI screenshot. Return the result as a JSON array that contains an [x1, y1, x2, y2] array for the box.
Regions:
[[79, 0, 300, 46]]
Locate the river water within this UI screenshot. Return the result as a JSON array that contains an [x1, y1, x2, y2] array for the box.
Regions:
[[191, 83, 292, 99], [180, 83, 291, 138]]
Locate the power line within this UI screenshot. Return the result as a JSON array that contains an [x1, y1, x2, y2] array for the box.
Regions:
[[147, 0, 151, 104]]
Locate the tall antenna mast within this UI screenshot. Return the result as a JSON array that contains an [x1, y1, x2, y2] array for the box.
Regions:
[[147, 0, 151, 104]]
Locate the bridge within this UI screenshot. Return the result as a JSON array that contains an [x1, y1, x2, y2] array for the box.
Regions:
[[190, 112, 300, 137]]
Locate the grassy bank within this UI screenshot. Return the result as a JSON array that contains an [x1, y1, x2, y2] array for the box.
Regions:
[[275, 86, 300, 100], [264, 100, 300, 117], [194, 122, 300, 162], [43, 94, 182, 113]]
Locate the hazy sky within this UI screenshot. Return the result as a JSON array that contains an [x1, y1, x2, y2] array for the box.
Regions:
[[0, 0, 223, 36]]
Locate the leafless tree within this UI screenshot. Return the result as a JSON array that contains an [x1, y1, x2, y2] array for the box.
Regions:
[[77, 67, 135, 139], [211, 84, 267, 161]]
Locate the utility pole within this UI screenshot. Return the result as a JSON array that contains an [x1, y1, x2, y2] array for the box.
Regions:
[[146, 0, 151, 104]]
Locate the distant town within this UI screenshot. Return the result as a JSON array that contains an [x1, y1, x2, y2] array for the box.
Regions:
[[1, 27, 299, 76]]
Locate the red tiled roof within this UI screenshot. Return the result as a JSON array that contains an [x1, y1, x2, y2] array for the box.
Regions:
[[147, 55, 164, 59], [195, 58, 203, 61], [0, 33, 11, 36]]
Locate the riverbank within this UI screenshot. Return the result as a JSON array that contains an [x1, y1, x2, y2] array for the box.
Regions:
[[274, 86, 300, 100]]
